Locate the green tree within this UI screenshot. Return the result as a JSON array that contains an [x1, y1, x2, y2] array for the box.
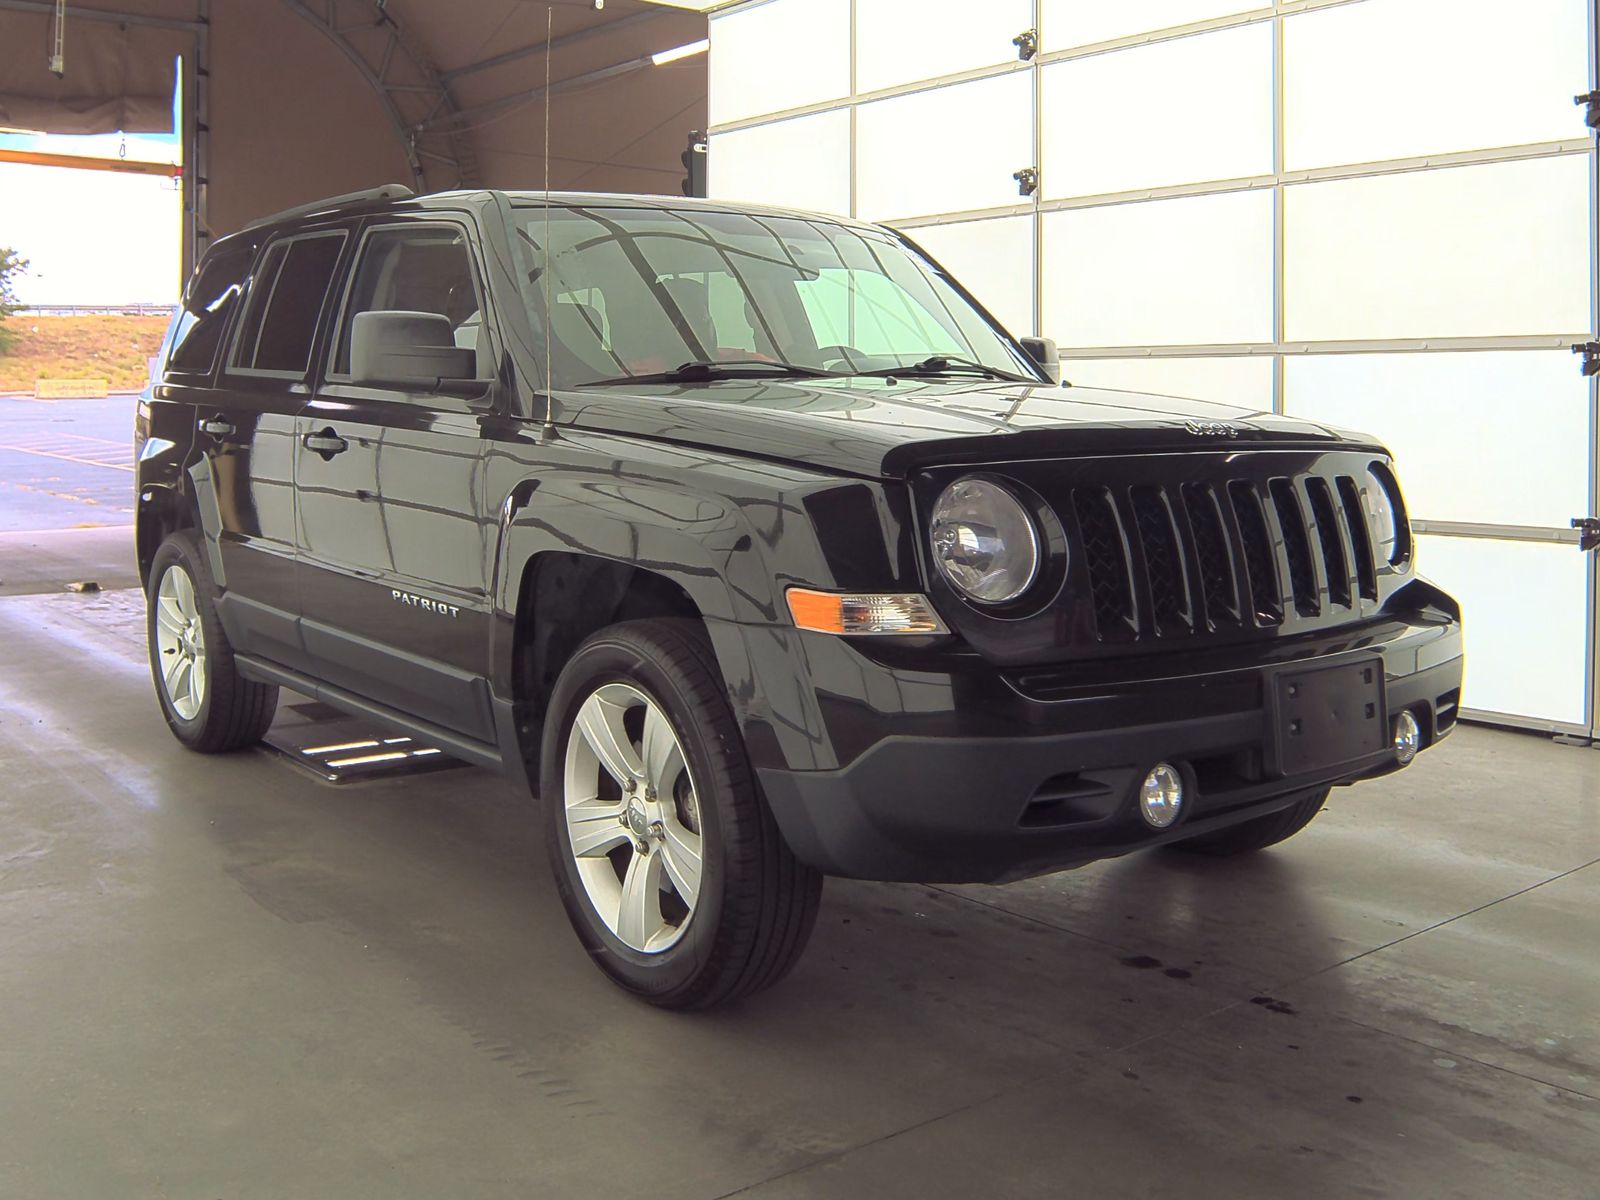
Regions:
[[0, 247, 29, 352]]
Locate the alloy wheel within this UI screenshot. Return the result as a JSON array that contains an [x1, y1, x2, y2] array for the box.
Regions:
[[563, 681, 704, 953], [154, 564, 208, 721]]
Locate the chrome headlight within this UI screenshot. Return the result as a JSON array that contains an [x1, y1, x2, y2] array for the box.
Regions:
[[929, 477, 1040, 604], [1364, 463, 1410, 568]]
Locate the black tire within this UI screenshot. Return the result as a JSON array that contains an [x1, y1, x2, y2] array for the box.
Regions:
[[146, 530, 278, 752], [1167, 787, 1330, 856], [541, 618, 822, 1009]]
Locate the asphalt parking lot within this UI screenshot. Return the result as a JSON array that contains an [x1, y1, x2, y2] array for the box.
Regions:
[[0, 393, 140, 595]]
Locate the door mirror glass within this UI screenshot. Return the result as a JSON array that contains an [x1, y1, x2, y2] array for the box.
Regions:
[[1020, 335, 1061, 384], [350, 311, 479, 389]]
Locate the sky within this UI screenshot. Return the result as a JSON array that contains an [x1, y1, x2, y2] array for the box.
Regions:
[[1, 103, 182, 306]]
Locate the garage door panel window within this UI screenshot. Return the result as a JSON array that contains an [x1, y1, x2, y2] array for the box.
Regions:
[[229, 232, 346, 379], [1284, 0, 1592, 170], [709, 110, 851, 218], [1414, 535, 1589, 726], [1042, 189, 1274, 347], [330, 225, 486, 382], [1284, 155, 1593, 342], [1065, 356, 1274, 409], [855, 72, 1033, 222], [1285, 352, 1590, 530], [708, 0, 850, 125], [904, 215, 1036, 339], [1041, 23, 1273, 198], [1040, 0, 1261, 51], [854, 0, 1033, 94]]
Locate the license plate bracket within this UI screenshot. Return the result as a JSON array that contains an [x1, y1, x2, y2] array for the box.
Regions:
[[1273, 659, 1386, 776]]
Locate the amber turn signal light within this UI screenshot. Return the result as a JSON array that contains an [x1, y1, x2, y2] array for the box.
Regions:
[[785, 589, 949, 636]]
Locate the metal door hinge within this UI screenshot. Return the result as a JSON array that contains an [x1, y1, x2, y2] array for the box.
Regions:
[[1574, 341, 1600, 376], [1576, 90, 1600, 131], [1573, 517, 1600, 552], [1013, 167, 1039, 197], [1013, 28, 1038, 61]]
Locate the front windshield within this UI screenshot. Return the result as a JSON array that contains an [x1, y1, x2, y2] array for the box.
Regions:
[[511, 203, 1036, 388]]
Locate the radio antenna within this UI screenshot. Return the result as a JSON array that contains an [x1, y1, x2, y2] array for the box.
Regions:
[[541, 5, 557, 438]]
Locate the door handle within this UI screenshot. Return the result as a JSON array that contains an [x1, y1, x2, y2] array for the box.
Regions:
[[302, 427, 349, 459], [198, 416, 236, 438]]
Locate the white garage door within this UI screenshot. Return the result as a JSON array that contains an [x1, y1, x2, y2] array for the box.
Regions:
[[709, 0, 1600, 736]]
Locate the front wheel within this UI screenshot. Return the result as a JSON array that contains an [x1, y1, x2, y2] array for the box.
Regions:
[[146, 530, 278, 752], [542, 618, 822, 1009], [1166, 788, 1330, 856]]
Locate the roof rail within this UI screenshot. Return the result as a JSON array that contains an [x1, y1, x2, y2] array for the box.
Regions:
[[242, 184, 416, 232]]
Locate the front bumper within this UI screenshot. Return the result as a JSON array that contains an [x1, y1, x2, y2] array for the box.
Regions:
[[757, 615, 1462, 884]]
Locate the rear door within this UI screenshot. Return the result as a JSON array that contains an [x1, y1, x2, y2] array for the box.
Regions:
[[294, 215, 500, 743], [201, 227, 349, 671]]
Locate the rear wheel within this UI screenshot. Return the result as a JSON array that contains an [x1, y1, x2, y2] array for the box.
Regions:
[[1167, 788, 1330, 856], [146, 530, 278, 752], [542, 618, 822, 1009]]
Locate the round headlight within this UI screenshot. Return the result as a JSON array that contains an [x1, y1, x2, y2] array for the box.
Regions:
[[929, 477, 1040, 604], [1364, 464, 1409, 567]]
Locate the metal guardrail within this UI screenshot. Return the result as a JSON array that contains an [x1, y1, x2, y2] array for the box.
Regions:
[[15, 304, 176, 317]]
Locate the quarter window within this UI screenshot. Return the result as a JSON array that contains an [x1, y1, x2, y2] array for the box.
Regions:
[[167, 245, 252, 375], [231, 232, 346, 376], [332, 225, 484, 378]]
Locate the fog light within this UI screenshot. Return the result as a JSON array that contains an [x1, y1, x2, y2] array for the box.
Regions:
[[1392, 710, 1422, 765], [1139, 763, 1185, 829]]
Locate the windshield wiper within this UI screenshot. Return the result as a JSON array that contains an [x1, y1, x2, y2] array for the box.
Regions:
[[850, 355, 1037, 384], [576, 359, 843, 387]]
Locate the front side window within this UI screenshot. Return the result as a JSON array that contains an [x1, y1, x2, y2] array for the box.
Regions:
[[331, 224, 485, 378], [512, 205, 1032, 389], [230, 232, 345, 377]]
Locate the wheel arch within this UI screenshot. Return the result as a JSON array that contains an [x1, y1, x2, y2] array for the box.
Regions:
[[136, 482, 200, 588]]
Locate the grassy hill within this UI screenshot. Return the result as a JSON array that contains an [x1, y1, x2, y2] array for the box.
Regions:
[[0, 314, 172, 393]]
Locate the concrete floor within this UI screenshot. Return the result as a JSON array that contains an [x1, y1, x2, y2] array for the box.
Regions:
[[1, 587, 1596, 1199]]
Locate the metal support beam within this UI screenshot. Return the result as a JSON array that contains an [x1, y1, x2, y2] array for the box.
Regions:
[[0, 147, 179, 176], [277, 0, 480, 190], [438, 9, 662, 84], [423, 54, 657, 134]]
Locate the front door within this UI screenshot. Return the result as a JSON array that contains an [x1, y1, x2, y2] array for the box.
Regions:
[[294, 217, 499, 743]]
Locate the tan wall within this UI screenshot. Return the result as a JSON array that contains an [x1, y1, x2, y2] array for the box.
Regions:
[[206, 0, 415, 236], [3, 0, 708, 243]]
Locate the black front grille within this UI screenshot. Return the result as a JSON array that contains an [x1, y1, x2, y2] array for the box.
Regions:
[[1071, 468, 1382, 641], [1130, 485, 1190, 634], [1269, 478, 1318, 617], [1229, 480, 1282, 625], [1073, 487, 1135, 635], [1181, 483, 1239, 626]]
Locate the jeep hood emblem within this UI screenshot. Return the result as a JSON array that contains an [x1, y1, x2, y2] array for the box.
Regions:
[[1184, 420, 1243, 438]]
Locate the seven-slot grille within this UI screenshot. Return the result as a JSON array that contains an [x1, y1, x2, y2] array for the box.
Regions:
[[1071, 471, 1381, 640]]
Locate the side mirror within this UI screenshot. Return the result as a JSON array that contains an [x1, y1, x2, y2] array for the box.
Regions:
[[350, 310, 480, 392], [1019, 336, 1061, 386]]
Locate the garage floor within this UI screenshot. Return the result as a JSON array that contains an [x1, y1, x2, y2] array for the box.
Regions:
[[2, 583, 1596, 1199]]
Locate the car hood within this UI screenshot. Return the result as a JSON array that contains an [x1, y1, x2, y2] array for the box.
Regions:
[[559, 377, 1380, 479]]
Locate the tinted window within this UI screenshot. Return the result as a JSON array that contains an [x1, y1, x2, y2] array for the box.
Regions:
[[232, 233, 345, 375], [167, 246, 251, 374], [333, 225, 483, 377]]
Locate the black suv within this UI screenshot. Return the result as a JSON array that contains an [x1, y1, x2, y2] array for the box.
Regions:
[[137, 185, 1463, 1008]]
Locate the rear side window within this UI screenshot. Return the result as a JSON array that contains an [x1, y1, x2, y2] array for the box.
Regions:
[[167, 246, 252, 375], [231, 232, 346, 377], [331, 224, 484, 378]]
